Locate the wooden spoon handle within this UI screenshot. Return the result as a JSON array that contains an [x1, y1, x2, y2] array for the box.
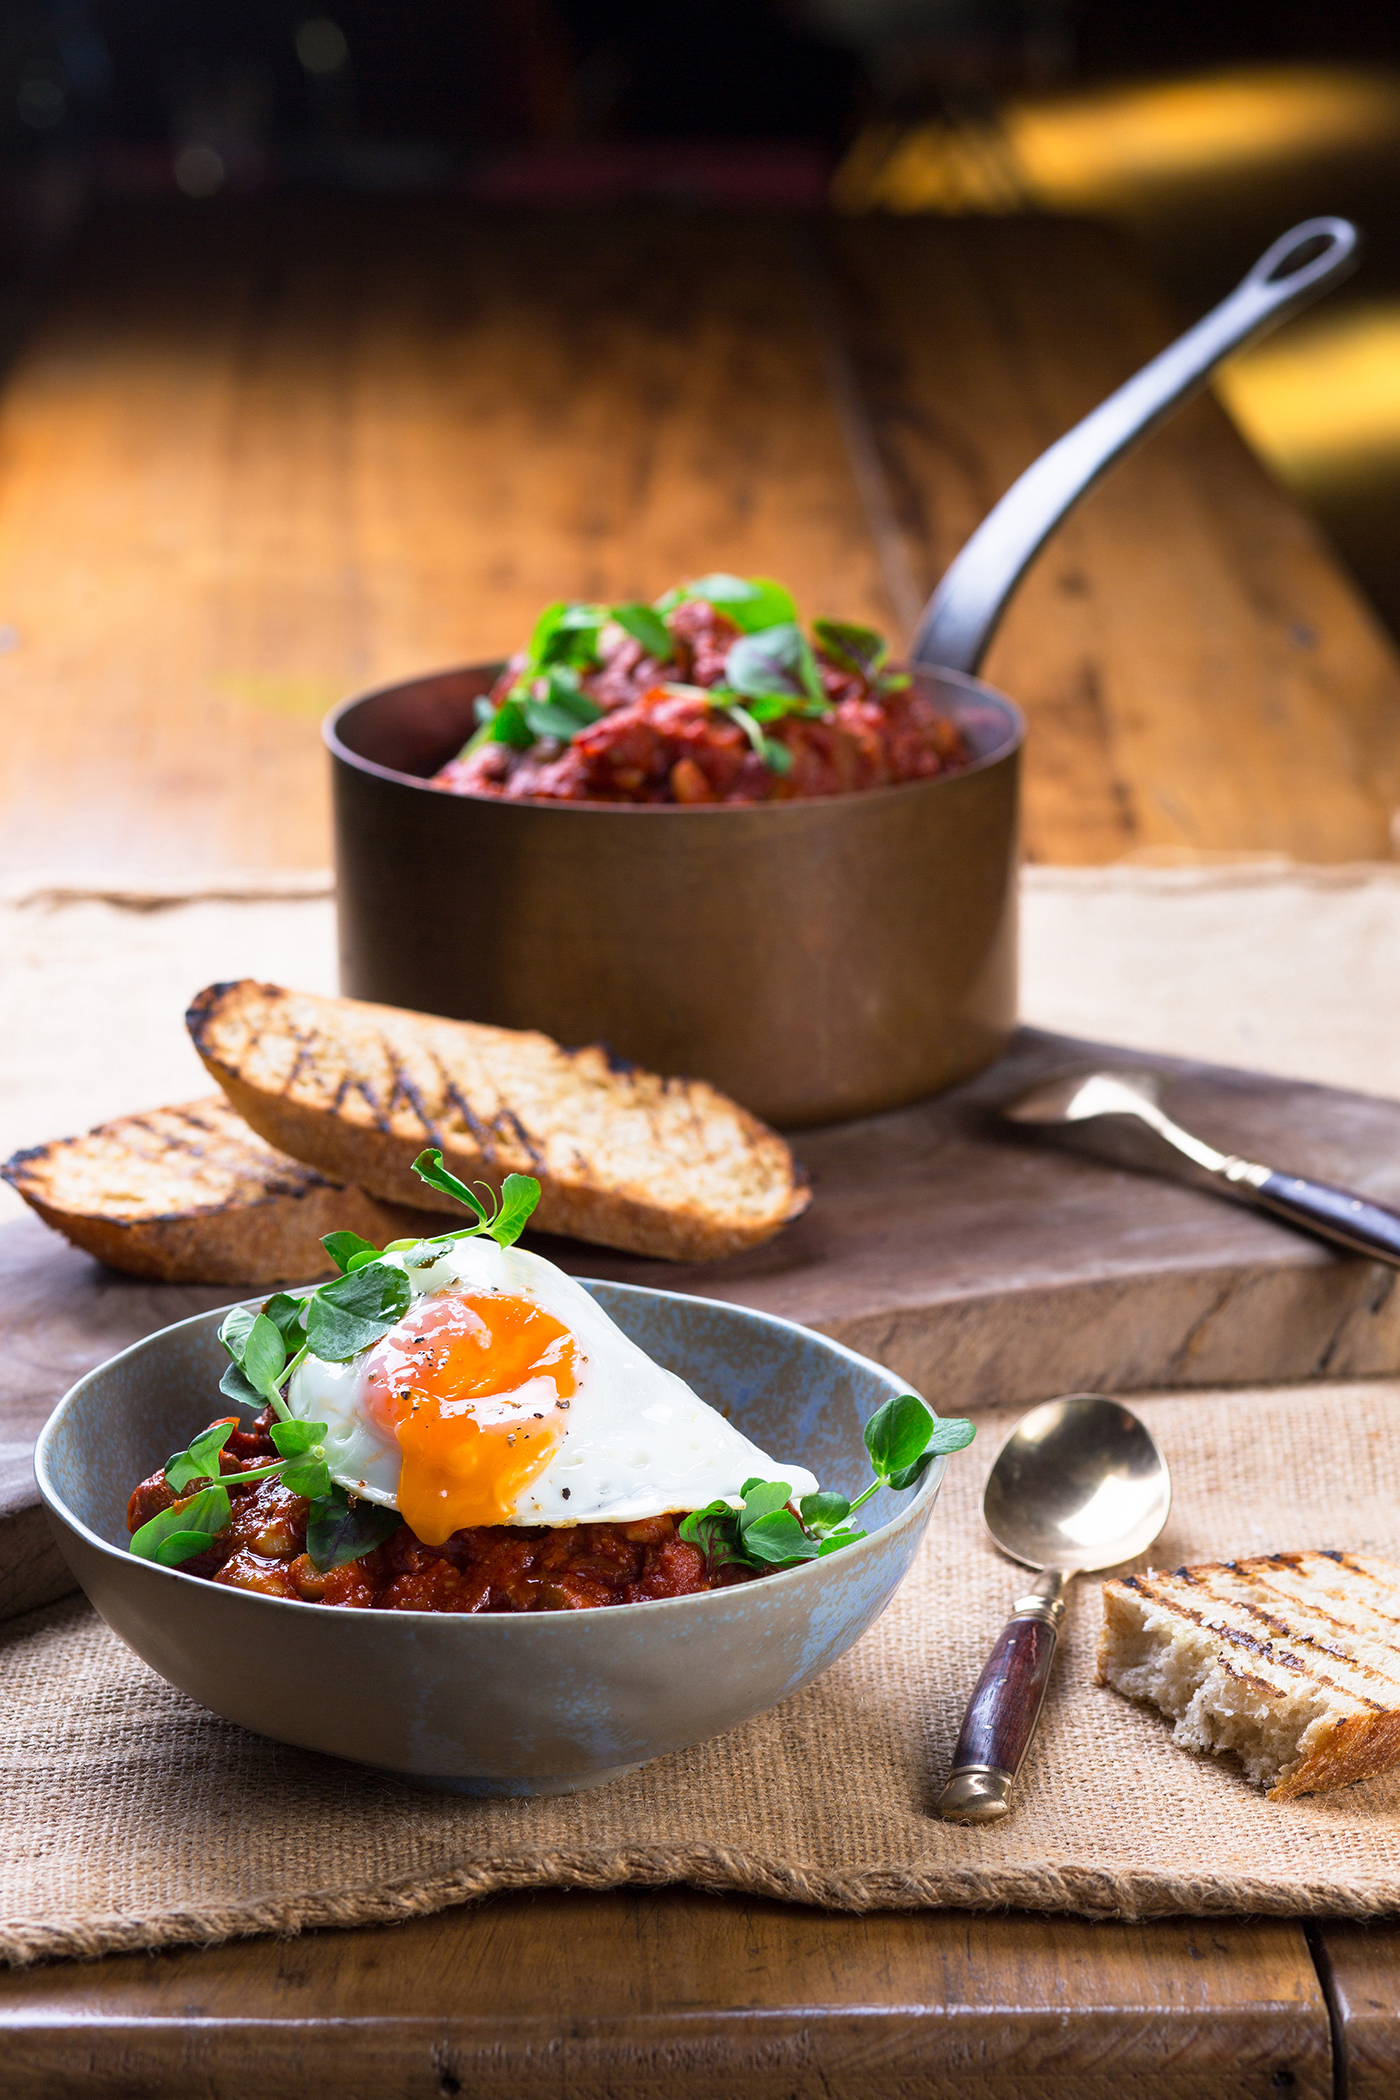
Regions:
[[936, 1575, 1068, 1823]]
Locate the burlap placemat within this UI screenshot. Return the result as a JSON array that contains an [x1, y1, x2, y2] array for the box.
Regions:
[[6, 1375, 1400, 1963]]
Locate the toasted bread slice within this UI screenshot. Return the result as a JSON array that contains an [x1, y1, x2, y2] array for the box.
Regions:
[[187, 981, 809, 1262], [1097, 1551, 1400, 1799], [2, 1097, 440, 1286]]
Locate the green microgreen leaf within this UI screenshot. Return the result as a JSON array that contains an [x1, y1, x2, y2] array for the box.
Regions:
[[164, 1418, 237, 1493], [305, 1485, 403, 1573], [150, 1530, 223, 1566], [734, 1480, 823, 1567], [280, 1453, 333, 1499], [924, 1416, 979, 1453], [798, 1489, 851, 1535], [304, 1260, 412, 1363], [219, 1359, 264, 1409], [217, 1304, 257, 1363], [411, 1147, 489, 1220], [531, 600, 608, 672], [677, 1499, 748, 1571], [863, 1392, 935, 1482], [270, 1419, 327, 1458], [723, 622, 826, 711], [129, 1484, 231, 1566], [738, 1480, 792, 1524], [812, 617, 889, 681], [408, 1149, 542, 1245], [657, 574, 797, 633], [322, 1230, 379, 1276], [522, 693, 601, 744], [682, 1391, 970, 1582], [489, 1172, 542, 1247], [262, 1293, 309, 1346], [612, 601, 673, 661], [739, 1506, 821, 1565], [486, 696, 535, 750], [721, 700, 792, 776], [241, 1313, 288, 1400]]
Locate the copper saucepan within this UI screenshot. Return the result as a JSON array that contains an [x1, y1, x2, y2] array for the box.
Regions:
[[326, 220, 1357, 1128]]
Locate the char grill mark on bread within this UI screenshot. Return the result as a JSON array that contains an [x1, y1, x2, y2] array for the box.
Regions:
[[1097, 1551, 1400, 1798], [1, 1097, 439, 1286], [185, 981, 810, 1263]]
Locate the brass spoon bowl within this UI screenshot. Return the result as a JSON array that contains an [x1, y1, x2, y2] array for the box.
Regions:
[[937, 1394, 1171, 1824]]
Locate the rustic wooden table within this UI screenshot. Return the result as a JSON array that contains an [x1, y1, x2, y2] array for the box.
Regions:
[[1, 195, 1398, 2094]]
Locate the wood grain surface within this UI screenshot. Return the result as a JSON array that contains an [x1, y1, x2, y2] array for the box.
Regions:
[[0, 199, 890, 881], [1312, 1922, 1400, 2099], [824, 216, 1400, 864], [0, 1893, 1332, 2100], [0, 201, 1397, 882]]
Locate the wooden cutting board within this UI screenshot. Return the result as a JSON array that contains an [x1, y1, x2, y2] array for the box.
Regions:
[[6, 1024, 1400, 1617]]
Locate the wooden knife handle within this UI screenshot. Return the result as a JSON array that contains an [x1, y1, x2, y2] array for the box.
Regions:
[[936, 1578, 1066, 1823]]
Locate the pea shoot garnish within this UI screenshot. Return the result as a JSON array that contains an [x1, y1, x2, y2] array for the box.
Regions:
[[130, 1152, 543, 1574], [458, 575, 909, 776], [129, 1155, 970, 1597], [678, 1392, 974, 1575]]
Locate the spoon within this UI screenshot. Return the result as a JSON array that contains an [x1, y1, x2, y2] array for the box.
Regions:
[[936, 1394, 1170, 1824], [1003, 1068, 1400, 1267]]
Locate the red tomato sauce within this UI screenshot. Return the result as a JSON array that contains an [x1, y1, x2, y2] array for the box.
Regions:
[[126, 1410, 761, 1613], [433, 598, 970, 805]]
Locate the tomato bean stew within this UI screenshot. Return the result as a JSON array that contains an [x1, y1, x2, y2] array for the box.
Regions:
[[128, 1407, 766, 1613], [433, 575, 970, 805]]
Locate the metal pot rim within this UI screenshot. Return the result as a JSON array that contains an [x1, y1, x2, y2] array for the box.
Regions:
[[323, 660, 1025, 816]]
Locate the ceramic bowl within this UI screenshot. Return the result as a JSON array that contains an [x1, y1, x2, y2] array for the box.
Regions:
[[36, 1283, 947, 1795]]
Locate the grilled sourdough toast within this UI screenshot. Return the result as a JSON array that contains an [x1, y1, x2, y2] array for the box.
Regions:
[[2, 1097, 440, 1285], [1097, 1551, 1400, 1799], [187, 981, 810, 1263]]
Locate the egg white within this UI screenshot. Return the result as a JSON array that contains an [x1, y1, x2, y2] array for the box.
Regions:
[[286, 1237, 818, 1528]]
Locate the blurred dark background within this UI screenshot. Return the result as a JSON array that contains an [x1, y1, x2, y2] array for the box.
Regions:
[[1, 0, 1397, 631]]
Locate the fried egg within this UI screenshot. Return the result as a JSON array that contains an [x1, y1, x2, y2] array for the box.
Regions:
[[286, 1238, 817, 1546]]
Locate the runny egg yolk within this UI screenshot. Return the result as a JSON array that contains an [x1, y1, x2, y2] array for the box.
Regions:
[[360, 1290, 577, 1544]]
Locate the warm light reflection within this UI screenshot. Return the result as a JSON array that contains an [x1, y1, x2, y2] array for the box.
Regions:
[[1058, 1473, 1152, 1550], [834, 65, 1400, 217], [1011, 69, 1400, 206], [830, 64, 1400, 524], [1219, 303, 1400, 481]]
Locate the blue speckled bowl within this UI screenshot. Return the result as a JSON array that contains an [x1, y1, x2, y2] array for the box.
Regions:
[[36, 1283, 947, 1795]]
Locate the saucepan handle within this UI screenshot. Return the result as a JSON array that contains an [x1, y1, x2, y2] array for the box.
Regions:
[[935, 1572, 1067, 1823], [910, 217, 1360, 677]]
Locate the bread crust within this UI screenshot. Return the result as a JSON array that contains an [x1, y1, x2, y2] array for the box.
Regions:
[[3, 1098, 439, 1286], [186, 981, 810, 1262], [1098, 1550, 1400, 1800]]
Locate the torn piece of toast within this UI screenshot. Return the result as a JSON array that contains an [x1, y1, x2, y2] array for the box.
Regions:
[[1097, 1551, 1400, 1800], [2, 1097, 440, 1286], [187, 980, 809, 1263]]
